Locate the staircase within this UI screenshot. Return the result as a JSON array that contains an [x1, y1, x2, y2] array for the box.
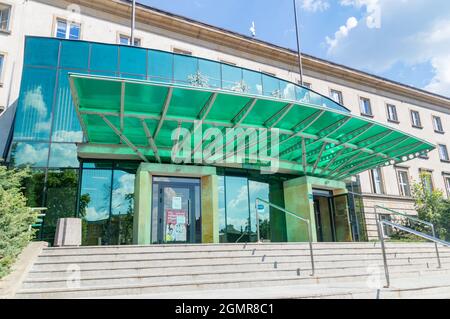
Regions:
[[15, 242, 450, 299]]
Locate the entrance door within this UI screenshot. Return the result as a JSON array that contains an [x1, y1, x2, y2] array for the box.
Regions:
[[312, 189, 336, 242], [153, 177, 201, 244], [332, 194, 352, 242]]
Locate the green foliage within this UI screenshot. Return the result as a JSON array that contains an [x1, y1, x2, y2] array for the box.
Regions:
[[0, 165, 38, 278], [411, 174, 450, 240]]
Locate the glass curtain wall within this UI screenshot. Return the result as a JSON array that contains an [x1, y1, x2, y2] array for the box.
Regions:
[[218, 169, 287, 243], [78, 161, 137, 246]]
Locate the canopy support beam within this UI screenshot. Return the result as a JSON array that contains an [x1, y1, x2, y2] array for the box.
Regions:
[[153, 87, 173, 140], [100, 114, 149, 163], [141, 119, 161, 163]]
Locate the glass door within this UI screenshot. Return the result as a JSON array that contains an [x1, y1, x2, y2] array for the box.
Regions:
[[152, 177, 201, 244], [332, 194, 352, 242]]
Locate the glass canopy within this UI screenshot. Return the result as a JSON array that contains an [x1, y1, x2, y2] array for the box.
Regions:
[[69, 73, 434, 180]]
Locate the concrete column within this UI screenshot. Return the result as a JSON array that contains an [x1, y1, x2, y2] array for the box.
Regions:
[[283, 177, 317, 242], [201, 175, 219, 243], [133, 168, 152, 245]]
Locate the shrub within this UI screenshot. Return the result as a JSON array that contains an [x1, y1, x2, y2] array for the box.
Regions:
[[0, 165, 38, 278]]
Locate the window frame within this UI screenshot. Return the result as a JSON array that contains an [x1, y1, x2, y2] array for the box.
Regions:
[[117, 33, 141, 47], [369, 167, 385, 195], [172, 47, 192, 56], [396, 168, 411, 197], [432, 115, 444, 134], [0, 52, 4, 86], [410, 110, 422, 129], [444, 175, 450, 199], [419, 168, 434, 193], [438, 144, 450, 162], [329, 88, 343, 105], [359, 96, 373, 117], [53, 17, 81, 40], [0, 2, 11, 33], [386, 103, 399, 123]]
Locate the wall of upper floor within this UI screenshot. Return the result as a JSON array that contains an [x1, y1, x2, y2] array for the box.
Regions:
[[0, 0, 449, 198]]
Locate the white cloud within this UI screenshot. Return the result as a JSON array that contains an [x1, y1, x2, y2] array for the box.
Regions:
[[325, 0, 450, 97], [340, 0, 381, 28], [325, 17, 358, 51], [85, 206, 109, 222], [301, 0, 330, 12], [23, 86, 47, 117], [13, 143, 48, 166]]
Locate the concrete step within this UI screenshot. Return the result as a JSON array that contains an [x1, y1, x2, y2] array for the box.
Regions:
[[39, 242, 447, 256], [26, 257, 444, 280], [16, 267, 450, 299], [32, 250, 449, 267], [22, 263, 450, 290], [29, 253, 450, 272]]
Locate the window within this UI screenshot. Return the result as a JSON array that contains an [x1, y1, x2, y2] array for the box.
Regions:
[[118, 34, 141, 46], [0, 3, 11, 32], [397, 169, 411, 197], [300, 81, 311, 89], [173, 48, 192, 56], [410, 110, 422, 128], [386, 104, 398, 122], [433, 116, 444, 133], [0, 54, 4, 82], [420, 169, 434, 193], [370, 168, 384, 194], [379, 214, 393, 237], [444, 176, 450, 198], [330, 89, 343, 104], [359, 97, 373, 116], [55, 18, 80, 40], [438, 144, 449, 162]]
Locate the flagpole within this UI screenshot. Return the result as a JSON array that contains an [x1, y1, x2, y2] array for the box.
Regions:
[[293, 0, 304, 86], [131, 0, 136, 46]]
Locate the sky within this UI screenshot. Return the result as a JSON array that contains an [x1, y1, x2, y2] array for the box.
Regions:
[[139, 0, 450, 98]]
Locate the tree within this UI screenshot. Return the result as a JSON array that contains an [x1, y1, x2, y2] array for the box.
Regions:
[[0, 165, 38, 278], [411, 174, 450, 240]]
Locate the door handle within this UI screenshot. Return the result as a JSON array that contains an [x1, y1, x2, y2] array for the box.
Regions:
[[187, 199, 190, 226]]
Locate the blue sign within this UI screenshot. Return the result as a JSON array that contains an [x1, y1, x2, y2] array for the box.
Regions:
[[257, 204, 265, 213]]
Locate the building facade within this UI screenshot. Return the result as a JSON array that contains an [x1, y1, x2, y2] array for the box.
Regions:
[[0, 0, 449, 245]]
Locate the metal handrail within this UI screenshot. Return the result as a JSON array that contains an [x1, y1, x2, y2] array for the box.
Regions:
[[377, 219, 450, 288], [375, 205, 441, 268], [255, 198, 315, 276]]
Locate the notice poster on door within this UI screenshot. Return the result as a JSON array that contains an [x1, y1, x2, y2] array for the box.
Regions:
[[165, 210, 187, 242]]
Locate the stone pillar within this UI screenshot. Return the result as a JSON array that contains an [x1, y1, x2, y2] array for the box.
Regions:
[[283, 177, 317, 242], [133, 168, 152, 245], [54, 218, 82, 246], [201, 175, 219, 243]]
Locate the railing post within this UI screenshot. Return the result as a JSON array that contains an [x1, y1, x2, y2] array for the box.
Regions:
[[307, 220, 315, 276], [255, 199, 261, 243], [377, 220, 390, 288], [431, 224, 442, 268]]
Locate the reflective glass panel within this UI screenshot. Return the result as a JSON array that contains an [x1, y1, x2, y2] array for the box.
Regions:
[[242, 69, 262, 95], [221, 64, 242, 91], [10, 142, 49, 167], [119, 46, 147, 77], [225, 176, 249, 242], [262, 74, 280, 97], [109, 169, 135, 245], [218, 175, 226, 243], [42, 169, 78, 244], [174, 54, 197, 85], [148, 50, 173, 82], [24, 37, 60, 67], [90, 43, 119, 72], [13, 67, 57, 141], [248, 180, 270, 241], [79, 169, 112, 245], [59, 40, 89, 69], [48, 143, 79, 168], [198, 59, 221, 88], [52, 69, 83, 142]]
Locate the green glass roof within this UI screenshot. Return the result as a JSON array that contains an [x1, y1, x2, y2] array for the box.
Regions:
[[69, 74, 435, 180]]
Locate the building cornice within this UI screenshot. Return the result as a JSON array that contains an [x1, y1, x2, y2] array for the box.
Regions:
[[56, 0, 450, 109]]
